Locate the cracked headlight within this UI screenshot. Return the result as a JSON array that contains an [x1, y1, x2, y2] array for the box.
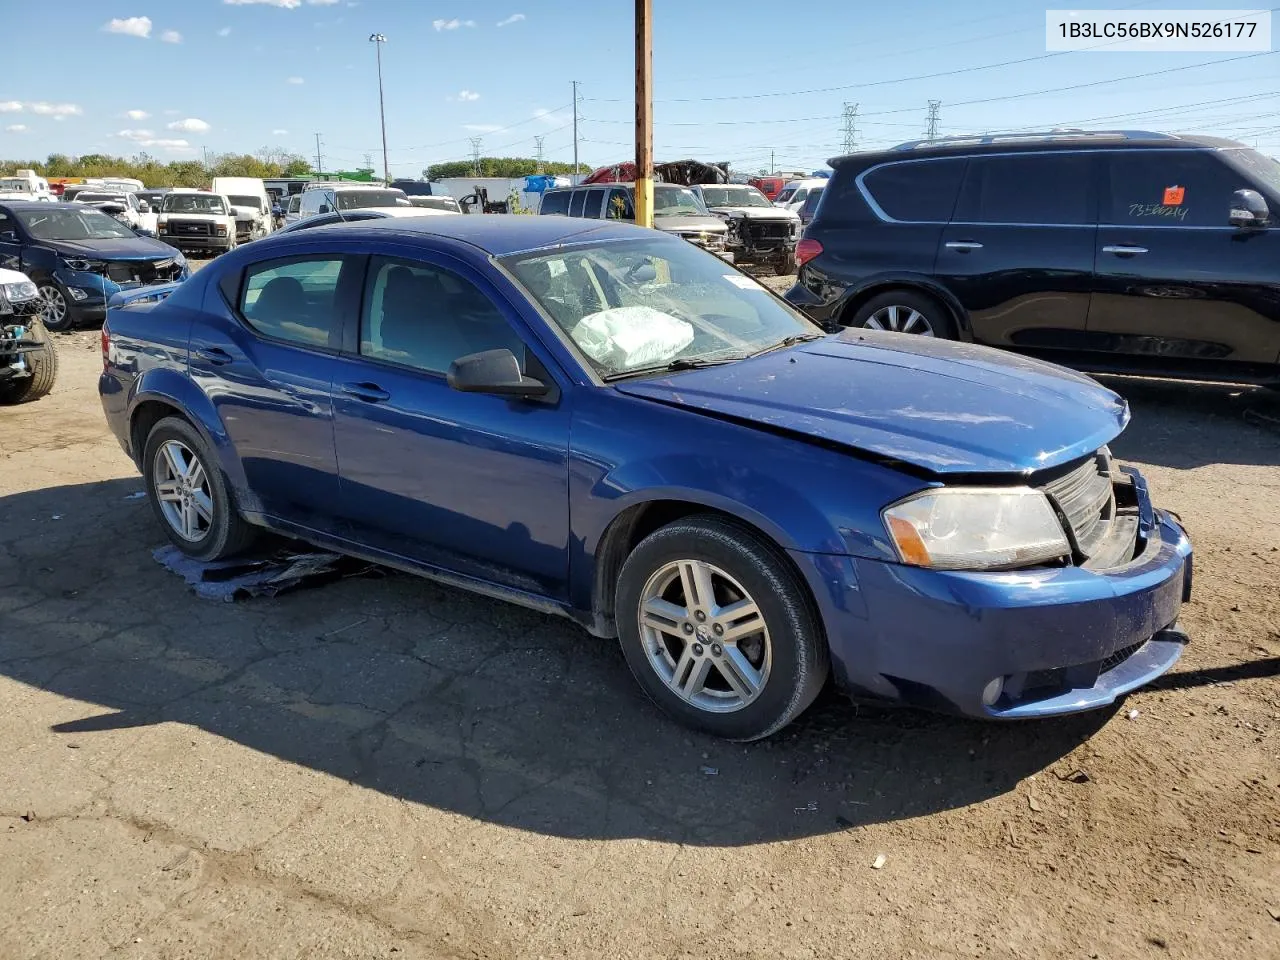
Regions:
[[883, 487, 1070, 570], [0, 280, 38, 303]]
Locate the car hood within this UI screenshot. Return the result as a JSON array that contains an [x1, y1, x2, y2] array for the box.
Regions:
[[613, 331, 1129, 475], [42, 236, 179, 261], [653, 214, 728, 233], [708, 205, 798, 221]]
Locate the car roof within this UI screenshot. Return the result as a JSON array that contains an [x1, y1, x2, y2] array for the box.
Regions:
[[832, 129, 1248, 167], [546, 182, 695, 192], [1, 201, 95, 211], [284, 212, 651, 255]]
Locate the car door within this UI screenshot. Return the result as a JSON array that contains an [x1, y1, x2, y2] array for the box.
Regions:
[[329, 251, 572, 599], [188, 250, 359, 532], [1089, 148, 1280, 366], [936, 151, 1097, 349]]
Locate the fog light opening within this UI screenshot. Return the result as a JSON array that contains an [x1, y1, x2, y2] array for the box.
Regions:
[[981, 677, 1005, 707], [67, 287, 90, 302]]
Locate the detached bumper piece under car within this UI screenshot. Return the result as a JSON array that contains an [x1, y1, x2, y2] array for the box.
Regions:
[[790, 457, 1192, 720]]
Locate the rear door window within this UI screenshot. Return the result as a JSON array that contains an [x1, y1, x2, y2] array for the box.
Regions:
[[239, 257, 347, 349], [1105, 150, 1240, 227], [539, 190, 570, 215], [863, 159, 966, 222], [581, 188, 606, 219], [605, 188, 633, 220], [954, 153, 1095, 225], [568, 190, 588, 218]]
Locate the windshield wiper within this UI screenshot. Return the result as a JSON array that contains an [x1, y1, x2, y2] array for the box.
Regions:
[[746, 333, 824, 358], [602, 355, 745, 382]]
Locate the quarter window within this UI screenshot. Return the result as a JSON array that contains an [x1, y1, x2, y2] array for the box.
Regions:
[[359, 256, 524, 375], [239, 257, 346, 348], [1106, 151, 1241, 227], [863, 158, 966, 222], [955, 154, 1094, 225]]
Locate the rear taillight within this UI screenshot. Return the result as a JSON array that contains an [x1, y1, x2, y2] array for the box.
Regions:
[[795, 238, 823, 268], [101, 322, 110, 371]]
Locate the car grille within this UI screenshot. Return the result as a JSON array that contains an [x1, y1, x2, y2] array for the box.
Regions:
[[170, 219, 212, 236], [1040, 448, 1115, 558], [744, 221, 792, 242], [105, 258, 183, 287], [1100, 640, 1146, 673]]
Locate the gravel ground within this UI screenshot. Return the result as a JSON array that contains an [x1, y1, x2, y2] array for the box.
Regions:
[[0, 316, 1277, 960]]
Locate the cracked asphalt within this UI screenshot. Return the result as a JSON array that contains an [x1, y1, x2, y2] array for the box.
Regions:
[[1, 324, 1278, 959]]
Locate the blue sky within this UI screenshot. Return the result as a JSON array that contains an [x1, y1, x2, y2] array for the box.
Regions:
[[1, 0, 1276, 177]]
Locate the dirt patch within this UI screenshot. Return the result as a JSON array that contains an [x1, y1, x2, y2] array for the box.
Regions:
[[0, 329, 1277, 959]]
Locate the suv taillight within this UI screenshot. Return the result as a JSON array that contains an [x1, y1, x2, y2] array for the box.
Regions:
[[101, 321, 110, 371], [795, 238, 823, 267]]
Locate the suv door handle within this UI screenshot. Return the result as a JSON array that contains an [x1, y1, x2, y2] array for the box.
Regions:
[[1102, 244, 1149, 256], [195, 346, 233, 365], [944, 241, 983, 252], [339, 381, 391, 403]]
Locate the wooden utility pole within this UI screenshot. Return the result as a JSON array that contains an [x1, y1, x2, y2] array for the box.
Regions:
[[634, 0, 653, 228]]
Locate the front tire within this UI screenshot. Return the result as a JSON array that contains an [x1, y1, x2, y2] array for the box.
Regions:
[[143, 416, 256, 561], [616, 516, 829, 741], [845, 290, 955, 338], [35, 281, 76, 332]]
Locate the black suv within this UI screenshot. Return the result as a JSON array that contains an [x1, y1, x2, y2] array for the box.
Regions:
[[787, 131, 1280, 384]]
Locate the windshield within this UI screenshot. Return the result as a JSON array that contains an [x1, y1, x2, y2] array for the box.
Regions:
[[162, 194, 228, 215], [505, 236, 819, 378], [0, 179, 32, 193], [652, 185, 709, 217], [16, 207, 136, 240], [228, 195, 261, 209], [700, 186, 771, 208], [336, 189, 408, 210], [1225, 147, 1280, 198], [410, 196, 459, 211]]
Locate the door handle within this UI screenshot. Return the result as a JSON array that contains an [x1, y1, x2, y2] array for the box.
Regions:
[[339, 381, 390, 403], [1102, 244, 1149, 256], [944, 241, 983, 252], [195, 346, 233, 365]]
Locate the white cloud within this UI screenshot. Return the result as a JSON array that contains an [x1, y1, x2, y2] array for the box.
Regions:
[[286, 76, 305, 84], [5, 124, 27, 133], [532, 107, 568, 126], [115, 129, 155, 141], [217, 26, 232, 36], [116, 129, 191, 150], [456, 90, 480, 102], [103, 16, 152, 38], [150, 139, 191, 149], [272, 128, 289, 135], [168, 117, 210, 133], [124, 109, 150, 120], [0, 101, 22, 113], [463, 123, 502, 133], [433, 18, 475, 31], [496, 13, 525, 26], [30, 102, 83, 116], [224, 0, 302, 7], [308, 0, 340, 4], [160, 29, 182, 43]]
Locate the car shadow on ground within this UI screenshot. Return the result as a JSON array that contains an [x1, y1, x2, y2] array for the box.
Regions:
[[1100, 376, 1280, 470], [1, 477, 1124, 846]]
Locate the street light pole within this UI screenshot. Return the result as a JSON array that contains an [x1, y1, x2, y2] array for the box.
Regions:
[[369, 33, 390, 184]]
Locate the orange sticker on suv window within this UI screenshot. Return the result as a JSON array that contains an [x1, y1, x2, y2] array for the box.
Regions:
[[1162, 185, 1185, 206]]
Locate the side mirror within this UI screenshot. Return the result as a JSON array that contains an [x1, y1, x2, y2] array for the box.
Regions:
[[447, 349, 548, 398], [317, 204, 332, 215], [138, 200, 150, 213], [1229, 188, 1269, 228]]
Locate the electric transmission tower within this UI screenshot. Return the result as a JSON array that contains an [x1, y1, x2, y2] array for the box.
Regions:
[[925, 100, 942, 142], [534, 136, 546, 173], [841, 102, 859, 154], [469, 137, 483, 177]]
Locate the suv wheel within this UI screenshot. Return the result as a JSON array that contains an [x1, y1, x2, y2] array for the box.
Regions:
[[615, 515, 829, 741], [36, 282, 75, 332], [846, 290, 954, 339]]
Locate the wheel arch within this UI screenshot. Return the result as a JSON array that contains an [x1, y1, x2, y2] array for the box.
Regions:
[[835, 277, 972, 341], [587, 497, 824, 641]]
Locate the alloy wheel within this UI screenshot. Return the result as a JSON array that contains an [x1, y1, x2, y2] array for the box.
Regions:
[[152, 439, 214, 542], [637, 559, 772, 713], [863, 304, 935, 336], [37, 285, 68, 328]]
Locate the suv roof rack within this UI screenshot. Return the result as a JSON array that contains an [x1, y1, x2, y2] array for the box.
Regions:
[[889, 130, 1179, 151]]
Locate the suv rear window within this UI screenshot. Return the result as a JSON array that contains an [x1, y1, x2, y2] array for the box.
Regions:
[[539, 190, 570, 215], [954, 154, 1094, 225], [863, 159, 965, 222]]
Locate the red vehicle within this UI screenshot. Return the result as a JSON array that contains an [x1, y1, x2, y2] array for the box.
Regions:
[[749, 176, 791, 201]]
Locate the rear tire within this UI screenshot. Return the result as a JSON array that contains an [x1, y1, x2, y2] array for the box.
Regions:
[[845, 290, 955, 339], [615, 515, 829, 741], [0, 319, 58, 404], [143, 416, 257, 561], [774, 250, 797, 276]]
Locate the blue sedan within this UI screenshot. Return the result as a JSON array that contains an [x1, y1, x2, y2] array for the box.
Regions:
[[99, 216, 1192, 740]]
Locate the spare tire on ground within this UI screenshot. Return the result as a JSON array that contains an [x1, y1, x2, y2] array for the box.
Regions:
[[0, 318, 59, 405]]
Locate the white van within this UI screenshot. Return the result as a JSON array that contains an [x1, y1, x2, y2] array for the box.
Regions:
[[210, 177, 274, 243], [156, 189, 238, 255], [0, 169, 54, 202], [773, 177, 828, 214], [298, 183, 409, 220]]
